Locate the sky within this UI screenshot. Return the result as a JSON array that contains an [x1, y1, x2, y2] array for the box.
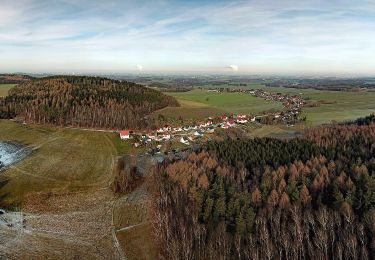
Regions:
[[1, 0, 375, 75]]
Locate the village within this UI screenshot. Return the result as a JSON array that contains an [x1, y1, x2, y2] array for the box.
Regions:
[[118, 88, 307, 153]]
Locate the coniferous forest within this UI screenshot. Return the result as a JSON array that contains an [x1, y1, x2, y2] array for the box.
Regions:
[[153, 118, 375, 259], [0, 76, 178, 129]]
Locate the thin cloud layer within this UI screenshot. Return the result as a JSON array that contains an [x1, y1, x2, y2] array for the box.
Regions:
[[0, 0, 375, 75]]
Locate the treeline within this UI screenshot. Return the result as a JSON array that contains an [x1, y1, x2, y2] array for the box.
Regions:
[[0, 74, 34, 84], [345, 114, 375, 126], [153, 123, 375, 259], [0, 76, 178, 129], [112, 156, 143, 194]]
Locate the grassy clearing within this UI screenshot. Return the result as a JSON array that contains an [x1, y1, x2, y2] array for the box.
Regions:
[[154, 89, 283, 121], [246, 125, 286, 138], [0, 120, 116, 207], [0, 84, 15, 97]]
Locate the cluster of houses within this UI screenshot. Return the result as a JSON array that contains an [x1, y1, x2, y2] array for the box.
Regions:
[[253, 90, 305, 110], [119, 113, 258, 148], [120, 88, 307, 149], [224, 88, 306, 123]]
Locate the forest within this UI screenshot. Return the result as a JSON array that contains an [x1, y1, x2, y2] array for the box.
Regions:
[[152, 117, 375, 259], [0, 76, 178, 129], [0, 74, 34, 84], [347, 113, 375, 126]]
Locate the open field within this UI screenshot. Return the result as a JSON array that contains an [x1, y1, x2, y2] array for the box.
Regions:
[[0, 120, 122, 258], [0, 120, 159, 259], [0, 120, 117, 206], [250, 86, 375, 125], [153, 89, 283, 121], [301, 91, 375, 125], [169, 90, 283, 114], [0, 84, 15, 97], [191, 83, 375, 125]]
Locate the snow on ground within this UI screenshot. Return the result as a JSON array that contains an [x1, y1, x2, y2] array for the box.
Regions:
[[0, 141, 31, 169]]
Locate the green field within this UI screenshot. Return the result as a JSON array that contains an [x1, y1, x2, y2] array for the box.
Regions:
[[0, 84, 15, 97], [154, 89, 283, 121], [190, 83, 375, 125], [169, 90, 283, 113], [247, 85, 375, 125], [0, 120, 119, 206]]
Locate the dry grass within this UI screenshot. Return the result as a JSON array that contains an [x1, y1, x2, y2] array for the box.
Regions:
[[0, 120, 117, 207], [0, 84, 15, 97], [116, 223, 158, 260], [0, 120, 123, 258]]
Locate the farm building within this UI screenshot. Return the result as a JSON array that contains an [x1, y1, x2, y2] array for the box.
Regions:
[[120, 130, 130, 140]]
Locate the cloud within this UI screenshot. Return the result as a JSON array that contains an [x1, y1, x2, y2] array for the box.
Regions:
[[227, 65, 239, 72], [0, 0, 375, 74], [137, 64, 143, 71]]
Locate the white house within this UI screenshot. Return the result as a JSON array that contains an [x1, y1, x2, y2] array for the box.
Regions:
[[173, 126, 183, 132], [194, 130, 203, 137], [120, 130, 130, 140], [162, 134, 171, 140], [147, 132, 157, 140], [237, 118, 248, 124], [180, 137, 189, 145], [206, 127, 215, 133], [199, 122, 206, 128]]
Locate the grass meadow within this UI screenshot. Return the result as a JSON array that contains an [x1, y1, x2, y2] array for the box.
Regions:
[[154, 89, 283, 121], [0, 120, 119, 207], [0, 84, 15, 97], [176, 84, 375, 125]]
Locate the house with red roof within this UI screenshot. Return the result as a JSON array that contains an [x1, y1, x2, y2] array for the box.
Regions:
[[221, 123, 229, 129], [228, 120, 236, 127], [221, 115, 228, 121], [119, 130, 130, 140]]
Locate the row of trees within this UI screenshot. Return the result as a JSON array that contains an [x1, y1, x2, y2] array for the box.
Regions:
[[152, 121, 375, 259], [347, 113, 375, 126], [0, 76, 178, 129]]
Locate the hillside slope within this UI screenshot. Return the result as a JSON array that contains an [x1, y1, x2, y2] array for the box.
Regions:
[[0, 74, 34, 84], [0, 76, 178, 129]]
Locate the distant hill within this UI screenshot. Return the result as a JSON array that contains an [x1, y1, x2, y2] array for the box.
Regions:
[[0, 76, 179, 129], [0, 74, 35, 84]]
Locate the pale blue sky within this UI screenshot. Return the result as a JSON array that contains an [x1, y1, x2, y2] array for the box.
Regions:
[[1, 0, 375, 75]]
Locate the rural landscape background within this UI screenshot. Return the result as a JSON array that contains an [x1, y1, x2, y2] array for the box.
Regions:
[[1, 0, 375, 259]]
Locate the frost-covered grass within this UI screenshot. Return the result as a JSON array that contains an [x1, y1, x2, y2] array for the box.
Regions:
[[0, 141, 30, 169]]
